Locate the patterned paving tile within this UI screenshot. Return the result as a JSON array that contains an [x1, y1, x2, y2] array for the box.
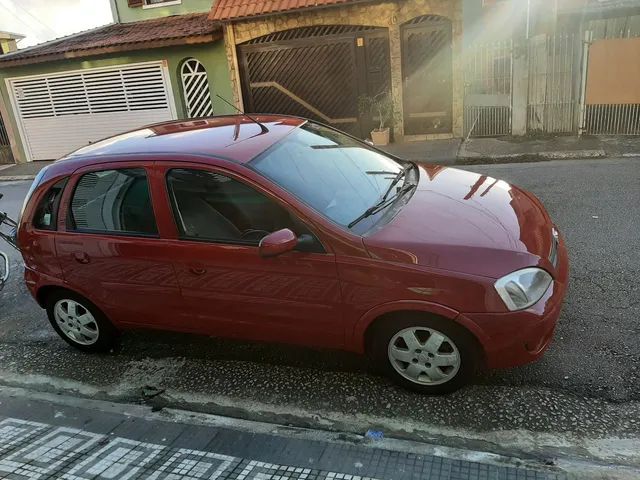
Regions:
[[145, 449, 237, 480], [0, 423, 102, 480], [236, 461, 313, 480], [0, 419, 49, 457], [0, 419, 379, 480], [0, 417, 563, 480], [63, 438, 164, 480]]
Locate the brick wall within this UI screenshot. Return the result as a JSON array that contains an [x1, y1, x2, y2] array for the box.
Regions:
[[224, 0, 464, 139]]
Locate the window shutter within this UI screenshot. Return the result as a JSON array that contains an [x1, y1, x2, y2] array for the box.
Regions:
[[128, 0, 143, 7]]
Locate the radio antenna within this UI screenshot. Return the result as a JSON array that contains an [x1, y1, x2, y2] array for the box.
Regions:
[[216, 95, 269, 134]]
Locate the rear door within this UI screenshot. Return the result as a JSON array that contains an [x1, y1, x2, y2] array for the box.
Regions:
[[55, 162, 183, 330]]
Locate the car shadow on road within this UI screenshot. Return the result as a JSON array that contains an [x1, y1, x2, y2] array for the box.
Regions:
[[120, 329, 373, 374]]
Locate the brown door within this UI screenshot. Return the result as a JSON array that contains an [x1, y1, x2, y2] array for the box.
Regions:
[[238, 26, 390, 138], [401, 16, 453, 135]]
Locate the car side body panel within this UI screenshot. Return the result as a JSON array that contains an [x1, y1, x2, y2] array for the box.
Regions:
[[16, 116, 568, 377]]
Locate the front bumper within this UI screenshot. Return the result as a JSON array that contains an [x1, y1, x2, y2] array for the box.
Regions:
[[460, 233, 570, 370]]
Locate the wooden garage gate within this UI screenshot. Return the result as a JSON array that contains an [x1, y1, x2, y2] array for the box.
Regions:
[[401, 15, 453, 136], [238, 25, 391, 138], [7, 61, 176, 161], [584, 37, 640, 135]]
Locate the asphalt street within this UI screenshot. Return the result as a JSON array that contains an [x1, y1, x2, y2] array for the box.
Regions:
[[0, 158, 639, 467]]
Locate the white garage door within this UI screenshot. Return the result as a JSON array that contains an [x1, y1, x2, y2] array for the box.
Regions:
[[7, 61, 176, 161]]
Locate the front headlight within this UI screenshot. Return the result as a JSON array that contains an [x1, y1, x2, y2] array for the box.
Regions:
[[494, 268, 553, 311]]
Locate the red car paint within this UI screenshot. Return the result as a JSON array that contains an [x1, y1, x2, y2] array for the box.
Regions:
[[18, 116, 568, 370]]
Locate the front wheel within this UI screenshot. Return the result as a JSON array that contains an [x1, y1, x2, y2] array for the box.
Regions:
[[370, 315, 479, 394], [45, 290, 117, 353]]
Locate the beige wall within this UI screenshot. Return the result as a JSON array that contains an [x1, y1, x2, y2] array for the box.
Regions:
[[223, 0, 464, 140]]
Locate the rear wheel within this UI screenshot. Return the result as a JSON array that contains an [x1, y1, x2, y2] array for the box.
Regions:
[[369, 315, 478, 394], [45, 290, 117, 353]]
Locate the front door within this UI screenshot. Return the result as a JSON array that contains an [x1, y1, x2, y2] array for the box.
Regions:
[[401, 16, 453, 135], [56, 164, 184, 330], [160, 166, 344, 349]]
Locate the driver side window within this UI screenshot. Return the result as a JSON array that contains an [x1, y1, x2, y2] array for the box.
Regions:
[[166, 168, 310, 245]]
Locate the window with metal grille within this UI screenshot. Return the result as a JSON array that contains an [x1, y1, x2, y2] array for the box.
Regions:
[[0, 116, 10, 147], [144, 0, 181, 6], [181, 59, 214, 118]]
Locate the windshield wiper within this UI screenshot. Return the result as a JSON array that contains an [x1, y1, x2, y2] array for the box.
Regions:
[[348, 182, 416, 229], [381, 163, 414, 202]]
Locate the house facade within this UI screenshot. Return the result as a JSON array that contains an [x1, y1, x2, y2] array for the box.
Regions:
[[211, 0, 465, 143], [2, 0, 468, 163], [0, 0, 233, 163], [113, 0, 214, 22], [4, 0, 634, 165], [460, 0, 640, 138]]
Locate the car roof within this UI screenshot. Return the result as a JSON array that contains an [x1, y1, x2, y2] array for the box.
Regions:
[[60, 114, 306, 164]]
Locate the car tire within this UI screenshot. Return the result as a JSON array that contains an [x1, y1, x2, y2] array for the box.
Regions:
[[369, 314, 479, 395], [45, 290, 118, 353]]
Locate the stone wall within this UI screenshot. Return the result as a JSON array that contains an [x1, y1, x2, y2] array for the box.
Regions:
[[225, 0, 464, 139]]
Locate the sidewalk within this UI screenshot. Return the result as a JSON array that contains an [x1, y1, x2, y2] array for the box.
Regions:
[[0, 160, 53, 181], [383, 134, 640, 165], [1, 135, 639, 181], [383, 138, 461, 164], [0, 387, 564, 480]]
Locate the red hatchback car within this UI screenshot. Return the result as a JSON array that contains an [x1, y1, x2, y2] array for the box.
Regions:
[[17, 116, 568, 394]]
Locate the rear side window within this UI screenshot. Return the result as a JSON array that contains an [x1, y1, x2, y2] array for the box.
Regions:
[[33, 178, 68, 231], [68, 168, 158, 236]]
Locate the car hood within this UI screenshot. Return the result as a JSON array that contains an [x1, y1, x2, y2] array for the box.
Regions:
[[363, 165, 554, 279]]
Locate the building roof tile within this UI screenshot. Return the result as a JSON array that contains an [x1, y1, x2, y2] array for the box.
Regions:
[[0, 13, 221, 67], [210, 0, 368, 21]]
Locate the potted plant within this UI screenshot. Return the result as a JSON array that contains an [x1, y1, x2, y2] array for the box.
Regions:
[[358, 91, 394, 146]]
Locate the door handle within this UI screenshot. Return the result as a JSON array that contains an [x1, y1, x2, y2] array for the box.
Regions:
[[189, 266, 207, 276], [74, 252, 90, 264]]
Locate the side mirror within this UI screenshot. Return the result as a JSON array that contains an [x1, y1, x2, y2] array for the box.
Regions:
[[259, 229, 298, 258]]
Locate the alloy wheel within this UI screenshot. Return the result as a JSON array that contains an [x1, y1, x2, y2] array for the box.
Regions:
[[388, 327, 461, 386], [53, 299, 99, 346]]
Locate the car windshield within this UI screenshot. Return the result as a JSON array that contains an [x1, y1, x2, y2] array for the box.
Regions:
[[252, 122, 408, 231]]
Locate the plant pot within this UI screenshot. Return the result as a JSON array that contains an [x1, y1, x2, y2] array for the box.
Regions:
[[371, 128, 390, 146]]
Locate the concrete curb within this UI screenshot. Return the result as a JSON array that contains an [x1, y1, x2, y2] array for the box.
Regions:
[[456, 149, 607, 165], [0, 175, 36, 181]]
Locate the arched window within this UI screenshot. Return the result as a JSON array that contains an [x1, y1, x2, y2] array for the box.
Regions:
[[181, 58, 214, 118]]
